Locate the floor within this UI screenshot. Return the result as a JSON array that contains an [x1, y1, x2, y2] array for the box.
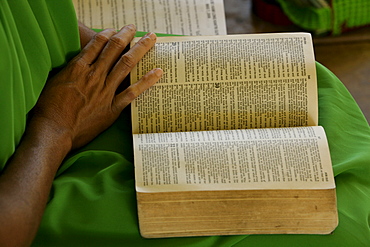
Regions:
[[224, 0, 370, 124]]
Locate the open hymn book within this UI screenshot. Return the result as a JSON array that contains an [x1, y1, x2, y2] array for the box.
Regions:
[[130, 33, 338, 238]]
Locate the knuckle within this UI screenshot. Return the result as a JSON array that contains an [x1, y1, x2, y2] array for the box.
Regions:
[[137, 35, 156, 48], [137, 37, 151, 48], [86, 69, 97, 80], [67, 58, 97, 81], [109, 35, 126, 49], [66, 57, 88, 75], [73, 56, 89, 68], [125, 87, 139, 100], [120, 53, 137, 69], [94, 31, 112, 44]]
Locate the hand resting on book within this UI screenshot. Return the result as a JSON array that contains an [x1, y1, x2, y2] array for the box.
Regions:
[[32, 24, 163, 150]]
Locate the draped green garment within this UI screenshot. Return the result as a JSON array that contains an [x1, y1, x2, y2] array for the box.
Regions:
[[1, 1, 369, 246]]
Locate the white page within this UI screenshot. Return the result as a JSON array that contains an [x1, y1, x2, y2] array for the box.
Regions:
[[134, 126, 335, 192], [131, 33, 318, 134], [72, 0, 227, 35]]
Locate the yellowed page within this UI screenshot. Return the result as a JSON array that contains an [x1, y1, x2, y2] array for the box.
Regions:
[[134, 126, 334, 192], [72, 0, 226, 35], [131, 33, 318, 134]]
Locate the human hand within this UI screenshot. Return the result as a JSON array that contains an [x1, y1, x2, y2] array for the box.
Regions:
[[78, 21, 97, 48], [31, 24, 162, 150]]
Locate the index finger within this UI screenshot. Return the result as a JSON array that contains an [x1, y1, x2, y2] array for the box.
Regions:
[[115, 68, 163, 111], [106, 32, 157, 87]]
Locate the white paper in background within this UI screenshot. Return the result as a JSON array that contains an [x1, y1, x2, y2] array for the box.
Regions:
[[72, 0, 227, 35]]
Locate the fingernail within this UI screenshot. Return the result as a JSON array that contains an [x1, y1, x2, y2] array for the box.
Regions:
[[154, 68, 163, 77], [144, 32, 156, 40], [124, 24, 136, 31]]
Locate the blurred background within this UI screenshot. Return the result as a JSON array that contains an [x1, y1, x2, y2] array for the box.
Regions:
[[224, 0, 370, 123]]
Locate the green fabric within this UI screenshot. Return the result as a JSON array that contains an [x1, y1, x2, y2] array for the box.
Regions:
[[1, 1, 369, 246], [0, 0, 79, 170], [32, 62, 370, 247], [277, 0, 370, 35]]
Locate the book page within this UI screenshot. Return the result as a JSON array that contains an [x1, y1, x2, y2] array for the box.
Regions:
[[131, 33, 318, 134], [72, 0, 226, 35], [134, 126, 335, 192]]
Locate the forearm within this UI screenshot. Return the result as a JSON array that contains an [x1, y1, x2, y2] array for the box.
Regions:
[[0, 119, 72, 246]]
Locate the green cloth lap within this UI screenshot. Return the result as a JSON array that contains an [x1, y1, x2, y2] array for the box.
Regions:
[[33, 63, 370, 247], [1, 1, 369, 246]]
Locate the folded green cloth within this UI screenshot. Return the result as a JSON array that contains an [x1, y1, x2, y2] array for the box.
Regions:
[[276, 0, 370, 35], [0, 0, 79, 170]]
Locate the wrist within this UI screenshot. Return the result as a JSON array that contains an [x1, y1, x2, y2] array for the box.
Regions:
[[0, 115, 73, 246], [24, 117, 73, 168]]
